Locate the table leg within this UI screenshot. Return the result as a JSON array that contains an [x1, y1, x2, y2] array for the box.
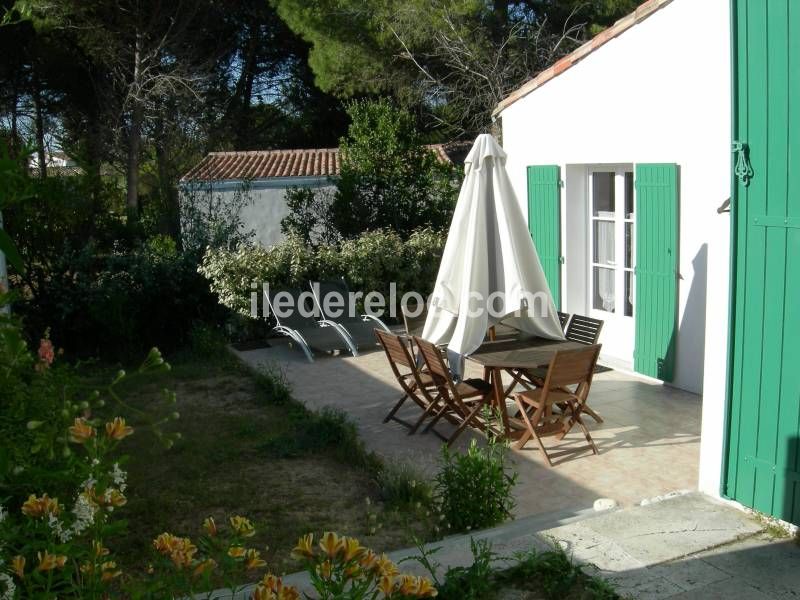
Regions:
[[491, 367, 510, 438]]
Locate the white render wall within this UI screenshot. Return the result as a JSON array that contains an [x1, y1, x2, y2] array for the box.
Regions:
[[181, 177, 334, 248], [498, 0, 732, 497]]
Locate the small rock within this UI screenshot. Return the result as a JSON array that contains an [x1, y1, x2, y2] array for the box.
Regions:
[[594, 498, 618, 512]]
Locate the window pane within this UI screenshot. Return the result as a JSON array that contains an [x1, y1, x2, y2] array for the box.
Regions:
[[625, 222, 633, 268], [592, 172, 615, 217], [625, 271, 634, 317], [625, 171, 634, 219], [593, 220, 615, 265], [593, 267, 615, 312]]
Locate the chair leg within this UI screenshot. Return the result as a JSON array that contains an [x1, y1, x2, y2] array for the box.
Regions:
[[445, 399, 487, 447], [582, 405, 604, 423], [573, 411, 599, 456], [383, 393, 409, 424], [409, 391, 444, 434]]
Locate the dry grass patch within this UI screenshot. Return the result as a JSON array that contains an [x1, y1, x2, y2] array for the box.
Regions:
[[109, 355, 430, 578]]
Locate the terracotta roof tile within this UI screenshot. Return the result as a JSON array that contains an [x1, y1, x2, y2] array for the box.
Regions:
[[493, 0, 674, 116], [181, 144, 450, 182]]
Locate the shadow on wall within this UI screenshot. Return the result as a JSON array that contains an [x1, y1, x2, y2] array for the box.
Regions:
[[671, 243, 708, 391]]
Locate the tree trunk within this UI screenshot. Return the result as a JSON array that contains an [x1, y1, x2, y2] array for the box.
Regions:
[[33, 68, 47, 179], [126, 31, 143, 221]]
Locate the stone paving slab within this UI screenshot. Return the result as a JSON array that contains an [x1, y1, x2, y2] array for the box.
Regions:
[[547, 492, 764, 567]]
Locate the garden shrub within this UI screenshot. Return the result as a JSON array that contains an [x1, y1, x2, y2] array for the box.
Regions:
[[331, 99, 460, 239], [1, 157, 233, 361], [14, 244, 227, 361], [434, 436, 517, 533], [199, 227, 447, 320]]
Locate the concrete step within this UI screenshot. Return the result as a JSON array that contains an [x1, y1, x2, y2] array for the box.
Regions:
[[204, 492, 770, 599]]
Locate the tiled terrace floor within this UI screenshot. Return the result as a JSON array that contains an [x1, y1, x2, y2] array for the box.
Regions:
[[234, 340, 701, 520]]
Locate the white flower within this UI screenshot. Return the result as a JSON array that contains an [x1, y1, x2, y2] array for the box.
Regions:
[[0, 573, 15, 600], [70, 493, 96, 536], [111, 463, 128, 493], [48, 513, 73, 543]]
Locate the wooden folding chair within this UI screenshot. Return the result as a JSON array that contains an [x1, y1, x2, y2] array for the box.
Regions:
[[563, 315, 604, 422], [375, 329, 447, 438], [512, 344, 601, 466], [413, 336, 494, 447], [565, 315, 604, 345]]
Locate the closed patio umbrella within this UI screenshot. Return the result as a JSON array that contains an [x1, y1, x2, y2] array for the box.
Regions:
[[421, 134, 564, 376]]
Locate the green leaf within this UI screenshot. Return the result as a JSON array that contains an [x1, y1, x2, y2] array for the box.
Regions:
[[0, 226, 24, 274]]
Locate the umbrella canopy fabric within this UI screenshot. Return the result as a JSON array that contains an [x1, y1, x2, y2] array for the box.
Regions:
[[421, 134, 564, 376]]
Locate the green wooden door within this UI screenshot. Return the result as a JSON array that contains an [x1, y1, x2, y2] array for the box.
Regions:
[[633, 164, 678, 381], [725, 0, 800, 524], [527, 165, 561, 308]]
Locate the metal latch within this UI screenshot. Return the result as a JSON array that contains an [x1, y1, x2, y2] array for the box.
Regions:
[[733, 141, 754, 187]]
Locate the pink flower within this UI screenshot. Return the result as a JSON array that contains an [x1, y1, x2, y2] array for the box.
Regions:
[[38, 338, 55, 366]]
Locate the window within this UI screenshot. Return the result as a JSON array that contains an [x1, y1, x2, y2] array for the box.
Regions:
[[589, 169, 634, 317]]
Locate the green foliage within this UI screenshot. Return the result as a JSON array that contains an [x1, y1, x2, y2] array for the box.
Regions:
[[332, 100, 459, 239], [200, 227, 446, 318], [253, 368, 294, 406], [188, 323, 229, 359], [498, 542, 621, 600], [375, 462, 433, 511], [179, 180, 256, 255], [258, 405, 381, 471], [434, 538, 497, 600], [434, 437, 517, 533], [14, 243, 227, 361], [281, 185, 339, 247]]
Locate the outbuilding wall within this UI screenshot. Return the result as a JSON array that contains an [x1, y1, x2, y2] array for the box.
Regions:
[[181, 177, 334, 248]]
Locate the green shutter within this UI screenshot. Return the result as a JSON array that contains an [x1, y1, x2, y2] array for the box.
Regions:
[[527, 165, 561, 308], [633, 163, 678, 381], [725, 0, 800, 525]]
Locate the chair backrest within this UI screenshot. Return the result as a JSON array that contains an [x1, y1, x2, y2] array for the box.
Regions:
[[310, 278, 361, 324], [565, 315, 604, 345], [401, 300, 428, 336], [544, 344, 602, 391], [413, 336, 451, 383], [266, 288, 318, 330], [375, 329, 415, 373], [557, 311, 571, 332]]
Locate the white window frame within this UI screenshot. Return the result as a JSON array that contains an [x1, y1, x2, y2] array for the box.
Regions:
[[587, 166, 635, 321]]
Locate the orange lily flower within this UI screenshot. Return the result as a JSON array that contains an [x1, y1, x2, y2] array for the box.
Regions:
[[11, 556, 25, 579], [68, 418, 96, 444], [37, 550, 67, 571], [105, 417, 134, 440], [245, 549, 267, 570], [319, 531, 343, 558], [203, 517, 217, 536], [21, 494, 61, 518], [229, 515, 256, 537]]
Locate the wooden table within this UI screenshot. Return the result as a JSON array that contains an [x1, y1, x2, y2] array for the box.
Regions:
[[467, 337, 586, 438]]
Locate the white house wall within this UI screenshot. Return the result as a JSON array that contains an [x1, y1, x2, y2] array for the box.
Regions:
[[499, 0, 732, 497], [500, 0, 730, 392]]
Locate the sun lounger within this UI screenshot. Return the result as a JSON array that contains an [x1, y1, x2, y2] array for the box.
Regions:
[[309, 278, 391, 350], [266, 287, 357, 362]]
